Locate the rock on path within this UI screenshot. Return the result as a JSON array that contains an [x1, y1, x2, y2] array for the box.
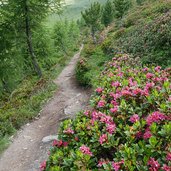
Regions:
[[0, 45, 91, 171]]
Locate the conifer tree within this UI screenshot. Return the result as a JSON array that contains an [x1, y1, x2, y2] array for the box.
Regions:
[[81, 2, 101, 44], [102, 0, 114, 27], [113, 0, 132, 18]]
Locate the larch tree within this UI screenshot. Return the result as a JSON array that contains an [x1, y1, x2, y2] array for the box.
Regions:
[[0, 0, 62, 79], [102, 0, 114, 27], [81, 2, 101, 44], [113, 0, 132, 18]]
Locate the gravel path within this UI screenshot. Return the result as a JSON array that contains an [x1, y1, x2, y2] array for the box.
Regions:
[[0, 45, 91, 171]]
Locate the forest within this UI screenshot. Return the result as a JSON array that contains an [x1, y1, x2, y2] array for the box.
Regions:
[[0, 0, 171, 171]]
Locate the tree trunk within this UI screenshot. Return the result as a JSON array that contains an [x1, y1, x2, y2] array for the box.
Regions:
[[91, 27, 97, 44], [24, 0, 42, 78]]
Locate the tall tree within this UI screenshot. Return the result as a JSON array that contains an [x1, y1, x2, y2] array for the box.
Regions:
[[113, 0, 132, 18], [102, 0, 114, 27], [81, 2, 101, 44], [0, 0, 62, 78]]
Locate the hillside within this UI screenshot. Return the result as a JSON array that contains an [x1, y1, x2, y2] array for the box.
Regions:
[[0, 0, 171, 170], [47, 0, 106, 27]]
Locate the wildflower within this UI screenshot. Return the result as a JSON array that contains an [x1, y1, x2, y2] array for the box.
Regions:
[[84, 110, 90, 117], [148, 158, 160, 171], [117, 72, 123, 77], [143, 67, 149, 72], [143, 130, 152, 140], [97, 100, 105, 108], [146, 73, 154, 79], [168, 96, 171, 102], [112, 160, 124, 171], [145, 82, 155, 90], [162, 164, 171, 171], [132, 88, 142, 95], [155, 66, 161, 72], [111, 100, 119, 106], [141, 88, 149, 96], [99, 134, 108, 145], [97, 159, 109, 167], [112, 81, 121, 87], [40, 161, 46, 171], [121, 90, 132, 96], [110, 107, 118, 113], [53, 139, 63, 147], [80, 145, 93, 156], [100, 114, 113, 124], [129, 114, 140, 123], [146, 111, 166, 126], [63, 128, 74, 135], [92, 111, 99, 120], [106, 123, 116, 134], [166, 152, 171, 161], [135, 131, 143, 139], [96, 87, 103, 93]]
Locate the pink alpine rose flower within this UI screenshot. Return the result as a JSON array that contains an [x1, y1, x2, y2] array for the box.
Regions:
[[111, 81, 121, 87], [40, 161, 46, 171], [129, 114, 140, 123], [146, 73, 154, 79], [112, 160, 124, 171], [166, 152, 171, 161], [143, 130, 152, 140], [63, 128, 74, 134], [162, 164, 171, 171], [96, 87, 103, 93], [97, 100, 105, 108], [148, 158, 160, 171], [80, 145, 93, 156], [53, 139, 63, 147], [110, 106, 118, 113], [155, 66, 161, 72], [146, 111, 166, 126], [106, 123, 116, 134], [99, 134, 108, 145]]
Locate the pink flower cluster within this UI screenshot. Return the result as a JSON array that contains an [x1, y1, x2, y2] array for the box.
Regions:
[[106, 123, 116, 134], [96, 87, 103, 93], [97, 159, 109, 167], [146, 111, 166, 126], [129, 114, 140, 123], [80, 145, 93, 156], [111, 160, 124, 171], [112, 81, 121, 87], [97, 100, 106, 108], [40, 161, 46, 171], [148, 158, 160, 171], [53, 139, 68, 147], [99, 134, 108, 145], [166, 152, 171, 161], [63, 128, 74, 134]]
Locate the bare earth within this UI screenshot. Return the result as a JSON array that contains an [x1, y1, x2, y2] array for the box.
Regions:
[[0, 45, 91, 171]]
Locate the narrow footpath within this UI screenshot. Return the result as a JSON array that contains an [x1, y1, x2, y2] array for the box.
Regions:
[[0, 45, 91, 171]]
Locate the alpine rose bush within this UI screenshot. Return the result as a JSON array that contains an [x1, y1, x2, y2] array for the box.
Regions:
[[42, 54, 171, 171]]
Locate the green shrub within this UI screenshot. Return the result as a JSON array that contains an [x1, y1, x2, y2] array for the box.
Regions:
[[116, 11, 171, 67], [75, 58, 91, 87], [43, 54, 171, 170]]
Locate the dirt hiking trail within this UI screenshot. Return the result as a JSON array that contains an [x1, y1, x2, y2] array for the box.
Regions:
[[0, 45, 91, 171]]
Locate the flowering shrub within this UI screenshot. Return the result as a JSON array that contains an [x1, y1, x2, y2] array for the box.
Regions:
[[43, 54, 171, 170]]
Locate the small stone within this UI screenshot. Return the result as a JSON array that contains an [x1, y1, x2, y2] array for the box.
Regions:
[[23, 147, 28, 150], [42, 135, 58, 143], [58, 116, 71, 122], [26, 123, 30, 126]]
